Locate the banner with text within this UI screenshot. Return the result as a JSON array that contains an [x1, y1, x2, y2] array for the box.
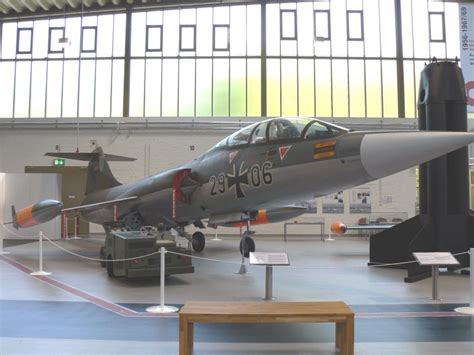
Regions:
[[460, 4, 474, 112]]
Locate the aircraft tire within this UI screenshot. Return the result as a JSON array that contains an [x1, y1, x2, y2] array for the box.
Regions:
[[239, 237, 256, 258], [100, 246, 106, 268], [192, 232, 206, 252], [106, 255, 116, 278]]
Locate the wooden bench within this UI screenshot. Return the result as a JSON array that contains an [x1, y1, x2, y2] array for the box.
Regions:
[[179, 301, 354, 355]]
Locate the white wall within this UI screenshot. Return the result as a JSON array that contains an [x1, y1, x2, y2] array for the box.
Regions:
[[0, 128, 421, 235], [0, 173, 61, 238]]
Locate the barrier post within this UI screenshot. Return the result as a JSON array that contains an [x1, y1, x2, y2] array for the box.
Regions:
[[30, 232, 52, 276], [211, 228, 221, 242], [0, 226, 9, 255], [146, 247, 178, 313], [455, 248, 474, 315]]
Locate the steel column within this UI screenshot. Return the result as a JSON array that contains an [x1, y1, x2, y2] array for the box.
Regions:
[[260, 0, 267, 117], [394, 0, 406, 118], [122, 9, 132, 117]]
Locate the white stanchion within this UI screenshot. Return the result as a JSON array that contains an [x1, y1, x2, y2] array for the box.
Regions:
[[210, 228, 221, 242], [30, 232, 52, 276], [146, 247, 178, 314], [325, 231, 335, 242], [455, 248, 474, 315], [0, 226, 9, 255]]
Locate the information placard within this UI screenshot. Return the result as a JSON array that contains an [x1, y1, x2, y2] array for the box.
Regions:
[[413, 252, 460, 266], [249, 252, 290, 266]]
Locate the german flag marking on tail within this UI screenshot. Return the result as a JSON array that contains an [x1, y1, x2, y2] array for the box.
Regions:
[[314, 140, 337, 160]]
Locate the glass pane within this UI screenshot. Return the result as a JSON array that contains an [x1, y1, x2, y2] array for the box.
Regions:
[[33, 20, 49, 59], [400, 0, 414, 58], [379, 1, 396, 57], [247, 5, 261, 56], [179, 59, 195, 117], [14, 62, 31, 117], [213, 58, 230, 116], [78, 60, 95, 117], [49, 28, 64, 53], [445, 3, 460, 58], [366, 60, 382, 117], [82, 27, 96, 52], [228, 123, 257, 146], [349, 60, 365, 117], [304, 121, 331, 140], [268, 118, 308, 141], [97, 15, 113, 57], [281, 10, 296, 39], [429, 13, 444, 41], [382, 60, 398, 117], [267, 59, 281, 116], [46, 61, 63, 117], [111, 60, 124, 117], [281, 59, 297, 116], [95, 60, 112, 117], [298, 59, 314, 117], [163, 10, 179, 56], [412, 0, 429, 58], [18, 29, 32, 53], [180, 26, 195, 51], [332, 60, 348, 117], [2, 23, 17, 59], [247, 59, 261, 117], [347, 12, 362, 40], [315, 11, 330, 40], [30, 61, 47, 118], [230, 59, 246, 116], [145, 59, 162, 117], [315, 59, 332, 117], [65, 17, 81, 58], [331, 0, 347, 56], [230, 6, 246, 56], [196, 7, 212, 56], [266, 4, 280, 56], [131, 12, 146, 57], [129, 59, 145, 117], [62, 60, 79, 118], [296, 2, 313, 56], [196, 59, 212, 116], [403, 60, 416, 118], [214, 26, 229, 51], [113, 14, 126, 57], [250, 122, 266, 144], [162, 59, 178, 116], [147, 26, 162, 51]]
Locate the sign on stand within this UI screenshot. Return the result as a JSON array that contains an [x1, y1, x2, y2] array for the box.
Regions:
[[413, 252, 459, 301], [250, 252, 290, 300], [460, 4, 474, 112]]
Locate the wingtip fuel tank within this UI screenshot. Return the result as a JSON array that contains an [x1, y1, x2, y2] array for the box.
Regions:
[[12, 199, 63, 229]]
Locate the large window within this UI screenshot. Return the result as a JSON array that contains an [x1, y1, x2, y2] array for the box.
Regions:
[[0, 0, 465, 119]]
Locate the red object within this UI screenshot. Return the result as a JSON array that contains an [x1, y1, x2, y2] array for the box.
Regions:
[[466, 81, 474, 107], [172, 169, 192, 219], [63, 213, 68, 238], [330, 221, 347, 235]]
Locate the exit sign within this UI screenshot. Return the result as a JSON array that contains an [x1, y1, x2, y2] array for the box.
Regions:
[[54, 159, 65, 166]]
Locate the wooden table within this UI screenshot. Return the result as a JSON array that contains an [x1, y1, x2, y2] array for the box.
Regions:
[[179, 301, 354, 355]]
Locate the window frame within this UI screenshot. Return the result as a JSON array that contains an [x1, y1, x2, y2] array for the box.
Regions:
[[213, 24, 230, 52], [179, 24, 196, 52], [146, 24, 163, 52], [428, 11, 446, 43], [314, 10, 331, 41], [16, 27, 33, 55], [346, 10, 364, 41], [280, 9, 297, 41], [81, 26, 98, 53], [48, 26, 66, 54]]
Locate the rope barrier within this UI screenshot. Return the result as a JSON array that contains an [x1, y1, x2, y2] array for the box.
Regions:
[[2, 224, 471, 270]]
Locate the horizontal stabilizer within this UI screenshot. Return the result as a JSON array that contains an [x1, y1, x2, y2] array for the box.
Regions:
[[45, 152, 136, 162], [62, 196, 139, 214]]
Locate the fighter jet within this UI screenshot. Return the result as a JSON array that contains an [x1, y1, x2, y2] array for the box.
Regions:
[[13, 117, 474, 257]]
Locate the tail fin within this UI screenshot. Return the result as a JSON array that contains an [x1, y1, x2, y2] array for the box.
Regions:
[[45, 147, 136, 194], [11, 205, 18, 229]]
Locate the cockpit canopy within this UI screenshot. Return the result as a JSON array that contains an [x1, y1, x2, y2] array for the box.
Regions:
[[214, 118, 349, 149]]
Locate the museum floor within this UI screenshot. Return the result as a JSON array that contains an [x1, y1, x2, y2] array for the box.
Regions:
[[1, 233, 473, 355]]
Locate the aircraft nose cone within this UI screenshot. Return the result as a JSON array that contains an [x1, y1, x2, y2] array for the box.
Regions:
[[360, 131, 474, 179]]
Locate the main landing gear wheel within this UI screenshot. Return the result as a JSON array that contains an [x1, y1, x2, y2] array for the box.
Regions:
[[239, 237, 255, 258], [191, 231, 206, 252]]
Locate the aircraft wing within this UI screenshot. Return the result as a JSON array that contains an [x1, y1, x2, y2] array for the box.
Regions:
[[61, 196, 139, 214]]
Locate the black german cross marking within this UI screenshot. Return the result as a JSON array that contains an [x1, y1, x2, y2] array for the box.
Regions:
[[227, 162, 249, 198]]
